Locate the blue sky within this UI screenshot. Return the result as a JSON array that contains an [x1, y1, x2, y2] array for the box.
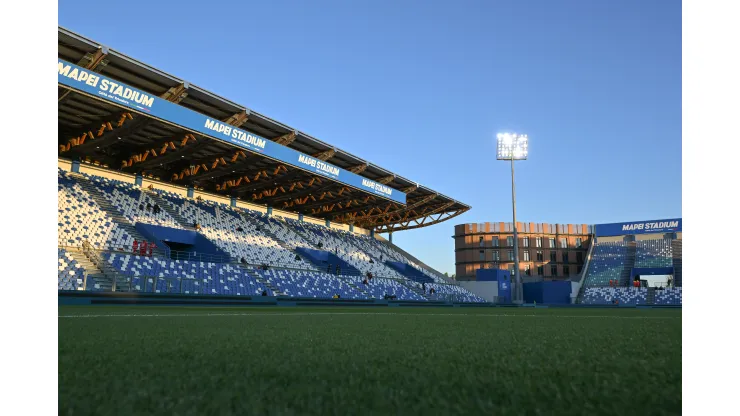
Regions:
[[59, 0, 682, 275]]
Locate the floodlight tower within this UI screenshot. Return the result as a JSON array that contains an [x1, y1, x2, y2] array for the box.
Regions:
[[496, 133, 529, 304]]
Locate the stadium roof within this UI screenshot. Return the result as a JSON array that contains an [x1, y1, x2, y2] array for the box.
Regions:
[[57, 26, 470, 233]]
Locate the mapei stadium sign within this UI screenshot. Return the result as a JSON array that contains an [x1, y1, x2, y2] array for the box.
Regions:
[[595, 219, 681, 237], [58, 60, 406, 204]]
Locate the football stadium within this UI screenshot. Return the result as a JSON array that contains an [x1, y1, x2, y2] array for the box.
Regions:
[[57, 26, 682, 415]]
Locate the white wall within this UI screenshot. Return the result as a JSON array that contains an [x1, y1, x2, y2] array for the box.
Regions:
[[458, 281, 498, 302]]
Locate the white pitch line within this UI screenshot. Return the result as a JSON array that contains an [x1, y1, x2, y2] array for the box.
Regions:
[[58, 312, 679, 319]]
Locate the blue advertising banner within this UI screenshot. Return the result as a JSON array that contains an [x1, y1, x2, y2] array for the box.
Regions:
[[595, 218, 681, 237], [58, 60, 406, 205]]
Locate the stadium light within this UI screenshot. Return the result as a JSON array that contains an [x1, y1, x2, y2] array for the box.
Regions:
[[497, 133, 528, 304]]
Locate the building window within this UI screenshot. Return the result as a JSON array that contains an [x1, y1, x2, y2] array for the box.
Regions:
[[535, 237, 543, 248], [479, 236, 484, 247], [536, 250, 543, 261], [479, 250, 485, 261], [492, 250, 500, 261], [563, 253, 569, 263], [550, 251, 557, 262], [491, 238, 499, 247], [560, 238, 568, 248], [522, 237, 529, 247], [576, 252, 583, 263], [523, 250, 530, 261], [537, 265, 544, 276], [525, 265, 531, 276], [508, 250, 514, 261], [508, 264, 515, 276], [549, 238, 556, 248], [507, 236, 514, 247], [575, 237, 583, 248], [551, 265, 558, 276], [564, 266, 570, 276]]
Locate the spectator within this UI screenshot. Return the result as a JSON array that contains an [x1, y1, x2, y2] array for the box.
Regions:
[[139, 241, 147, 256], [327, 264, 332, 273], [295, 254, 301, 262], [363, 279, 368, 285], [138, 203, 144, 211], [261, 290, 267, 296], [132, 239, 138, 254], [148, 242, 156, 257], [422, 283, 426, 293], [240, 257, 247, 265], [236, 226, 243, 232], [146, 203, 152, 211], [335, 264, 341, 275]]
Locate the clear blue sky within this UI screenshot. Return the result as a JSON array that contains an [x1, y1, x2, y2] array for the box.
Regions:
[[59, 0, 682, 275]]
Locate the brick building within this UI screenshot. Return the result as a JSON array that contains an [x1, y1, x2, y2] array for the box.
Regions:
[[453, 222, 593, 281]]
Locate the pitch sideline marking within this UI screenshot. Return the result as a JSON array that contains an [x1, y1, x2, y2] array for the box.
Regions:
[[58, 312, 679, 319]]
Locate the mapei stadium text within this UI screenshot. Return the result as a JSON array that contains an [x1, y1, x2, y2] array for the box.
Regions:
[[622, 221, 679, 232]]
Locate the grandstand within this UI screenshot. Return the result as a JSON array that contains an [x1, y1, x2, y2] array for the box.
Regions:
[[577, 219, 682, 305], [56, 26, 484, 303]]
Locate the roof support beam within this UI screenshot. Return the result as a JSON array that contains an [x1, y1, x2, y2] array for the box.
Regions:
[[313, 148, 336, 161], [376, 175, 395, 185], [348, 163, 369, 174], [222, 110, 249, 127], [60, 82, 190, 156], [273, 131, 297, 146]]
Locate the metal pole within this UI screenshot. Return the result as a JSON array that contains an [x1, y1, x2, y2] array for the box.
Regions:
[[511, 155, 522, 303]]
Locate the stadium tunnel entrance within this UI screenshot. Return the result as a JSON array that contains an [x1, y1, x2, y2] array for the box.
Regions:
[[135, 223, 230, 262]]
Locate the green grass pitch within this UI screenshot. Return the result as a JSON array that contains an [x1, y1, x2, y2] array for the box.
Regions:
[[59, 306, 681, 415]]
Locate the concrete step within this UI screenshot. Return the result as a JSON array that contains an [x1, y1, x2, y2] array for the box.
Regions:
[[239, 265, 286, 296], [145, 191, 195, 230]]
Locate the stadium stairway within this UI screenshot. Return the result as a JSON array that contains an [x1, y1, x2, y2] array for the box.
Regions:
[[240, 266, 285, 296], [74, 245, 130, 292], [144, 190, 195, 230], [672, 240, 682, 287], [619, 242, 637, 286], [407, 284, 433, 300], [239, 212, 302, 258], [286, 222, 323, 250], [71, 175, 164, 257], [64, 247, 106, 290], [646, 287, 656, 305], [340, 276, 371, 298]]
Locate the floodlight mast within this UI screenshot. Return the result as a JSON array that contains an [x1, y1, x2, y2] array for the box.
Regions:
[[510, 150, 521, 304], [497, 133, 528, 304]]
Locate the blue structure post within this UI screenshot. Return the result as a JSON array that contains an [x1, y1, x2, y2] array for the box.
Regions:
[[267, 206, 273, 217], [370, 229, 375, 238], [230, 196, 237, 207], [325, 219, 331, 228], [187, 186, 194, 198], [298, 213, 304, 222], [71, 160, 80, 173], [349, 224, 354, 232], [135, 174, 143, 187], [389, 232, 393, 243]]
